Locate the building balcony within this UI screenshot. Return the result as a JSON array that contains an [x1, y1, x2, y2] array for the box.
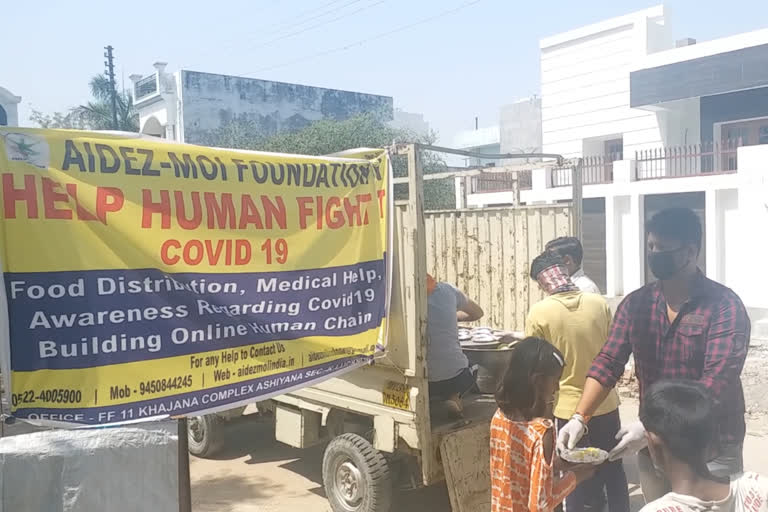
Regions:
[[462, 143, 765, 209], [634, 140, 742, 180], [133, 74, 159, 104], [470, 170, 532, 193]]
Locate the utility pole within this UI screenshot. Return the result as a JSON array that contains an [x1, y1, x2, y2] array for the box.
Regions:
[[104, 45, 118, 130]]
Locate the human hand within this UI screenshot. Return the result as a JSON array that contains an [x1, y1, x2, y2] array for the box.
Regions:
[[557, 416, 587, 453], [608, 420, 647, 461]]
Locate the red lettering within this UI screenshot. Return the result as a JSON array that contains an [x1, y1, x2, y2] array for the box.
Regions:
[[2, 174, 38, 219], [297, 197, 313, 229], [204, 239, 225, 265], [358, 193, 372, 225], [66, 184, 98, 221], [235, 240, 251, 265], [183, 240, 203, 265], [316, 196, 324, 229], [95, 187, 124, 224], [325, 197, 344, 229], [239, 195, 264, 229], [261, 195, 286, 229], [142, 189, 171, 228], [204, 192, 236, 229], [42, 178, 72, 220], [160, 239, 181, 265], [175, 191, 202, 229], [377, 189, 386, 218], [343, 194, 371, 227]]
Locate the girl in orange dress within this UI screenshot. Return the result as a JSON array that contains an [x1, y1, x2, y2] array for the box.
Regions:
[[491, 337, 595, 512]]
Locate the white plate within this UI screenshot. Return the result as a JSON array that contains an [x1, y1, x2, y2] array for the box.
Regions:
[[471, 334, 497, 343], [560, 447, 609, 465]]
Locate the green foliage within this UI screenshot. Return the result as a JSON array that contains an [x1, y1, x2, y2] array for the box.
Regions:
[[30, 74, 138, 132], [29, 109, 86, 130], [197, 114, 456, 210]]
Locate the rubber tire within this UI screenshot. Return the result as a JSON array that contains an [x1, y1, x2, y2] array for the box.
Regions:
[[187, 414, 225, 458], [322, 433, 392, 512]]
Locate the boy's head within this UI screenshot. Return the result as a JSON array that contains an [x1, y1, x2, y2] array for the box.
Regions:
[[545, 236, 584, 276], [639, 380, 716, 475], [530, 251, 575, 295], [645, 207, 701, 281]]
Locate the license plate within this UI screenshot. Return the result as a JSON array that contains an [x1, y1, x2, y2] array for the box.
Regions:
[[382, 381, 411, 411]]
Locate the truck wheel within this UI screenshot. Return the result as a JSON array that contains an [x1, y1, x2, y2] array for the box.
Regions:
[[187, 414, 225, 458], [322, 433, 392, 512]]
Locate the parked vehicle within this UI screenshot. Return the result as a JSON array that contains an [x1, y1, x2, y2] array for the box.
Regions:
[[188, 144, 579, 512]]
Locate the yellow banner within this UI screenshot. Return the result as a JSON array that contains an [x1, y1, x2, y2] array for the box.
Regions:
[[0, 128, 389, 424]]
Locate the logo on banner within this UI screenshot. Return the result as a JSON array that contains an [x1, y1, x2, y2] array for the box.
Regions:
[[2, 131, 50, 169]]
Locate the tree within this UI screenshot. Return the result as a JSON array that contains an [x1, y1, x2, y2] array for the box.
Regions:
[[72, 75, 139, 131], [30, 74, 138, 132], [196, 114, 455, 210], [29, 109, 85, 130]]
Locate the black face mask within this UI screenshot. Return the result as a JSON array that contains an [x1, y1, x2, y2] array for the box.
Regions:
[[648, 248, 687, 280]]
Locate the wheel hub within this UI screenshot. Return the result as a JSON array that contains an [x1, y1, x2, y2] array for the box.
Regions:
[[334, 460, 363, 509], [188, 416, 204, 443]]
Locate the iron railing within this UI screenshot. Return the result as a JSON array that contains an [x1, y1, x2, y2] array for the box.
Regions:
[[470, 171, 532, 193], [550, 154, 618, 187], [635, 139, 742, 180], [134, 75, 158, 101]]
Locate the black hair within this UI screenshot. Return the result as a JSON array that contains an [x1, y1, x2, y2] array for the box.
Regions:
[[545, 236, 584, 266], [639, 380, 715, 477], [495, 337, 564, 419], [530, 251, 565, 281], [645, 208, 702, 253]]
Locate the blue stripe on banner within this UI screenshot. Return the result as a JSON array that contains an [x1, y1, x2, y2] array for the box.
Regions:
[[13, 355, 371, 425], [6, 258, 386, 371]]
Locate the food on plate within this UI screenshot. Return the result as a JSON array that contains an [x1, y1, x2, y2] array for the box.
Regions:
[[559, 447, 609, 465], [471, 334, 497, 343]]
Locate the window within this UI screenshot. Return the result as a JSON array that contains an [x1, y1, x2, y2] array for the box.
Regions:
[[604, 138, 623, 161], [760, 125, 768, 145], [0, 105, 6, 126]]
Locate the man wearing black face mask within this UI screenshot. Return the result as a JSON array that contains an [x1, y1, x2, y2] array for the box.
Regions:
[[557, 207, 751, 504]]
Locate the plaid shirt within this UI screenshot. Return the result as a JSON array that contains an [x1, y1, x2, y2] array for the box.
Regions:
[[588, 271, 751, 445]]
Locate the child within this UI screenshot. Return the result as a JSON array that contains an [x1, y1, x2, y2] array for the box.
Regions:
[[639, 380, 768, 512], [491, 337, 595, 512]]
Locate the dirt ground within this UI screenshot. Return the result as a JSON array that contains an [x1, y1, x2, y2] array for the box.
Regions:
[[3, 346, 767, 511], [189, 394, 768, 512]]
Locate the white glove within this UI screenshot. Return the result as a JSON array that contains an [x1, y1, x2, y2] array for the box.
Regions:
[[557, 416, 587, 453], [608, 420, 647, 461]]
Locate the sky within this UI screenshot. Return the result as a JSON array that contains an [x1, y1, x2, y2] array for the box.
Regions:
[[3, 0, 768, 144]]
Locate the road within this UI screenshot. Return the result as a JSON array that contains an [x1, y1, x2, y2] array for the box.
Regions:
[[189, 416, 451, 512], [189, 400, 768, 512]]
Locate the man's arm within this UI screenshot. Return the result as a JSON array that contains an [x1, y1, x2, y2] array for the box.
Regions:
[[699, 296, 750, 406], [456, 290, 484, 322], [575, 296, 634, 417]]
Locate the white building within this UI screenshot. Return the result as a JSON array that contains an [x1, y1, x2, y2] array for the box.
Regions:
[[130, 62, 393, 144], [0, 86, 22, 127], [463, 5, 768, 332], [452, 125, 501, 167]]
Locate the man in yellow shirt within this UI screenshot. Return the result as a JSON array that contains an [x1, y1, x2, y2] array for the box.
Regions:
[[526, 251, 629, 512]]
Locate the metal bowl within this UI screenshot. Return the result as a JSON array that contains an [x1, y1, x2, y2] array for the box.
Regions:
[[462, 346, 515, 394]]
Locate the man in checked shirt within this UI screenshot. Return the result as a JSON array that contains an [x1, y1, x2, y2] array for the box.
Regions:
[[557, 207, 751, 503]]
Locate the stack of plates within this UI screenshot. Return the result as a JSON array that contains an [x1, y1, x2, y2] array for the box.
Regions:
[[459, 327, 525, 349]]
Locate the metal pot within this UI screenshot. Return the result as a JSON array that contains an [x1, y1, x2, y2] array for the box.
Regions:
[[463, 346, 515, 394]]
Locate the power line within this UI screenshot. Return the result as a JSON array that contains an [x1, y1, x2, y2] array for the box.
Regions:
[[257, 0, 366, 39], [244, 0, 388, 50], [241, 0, 483, 75], [185, 0, 369, 69]]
